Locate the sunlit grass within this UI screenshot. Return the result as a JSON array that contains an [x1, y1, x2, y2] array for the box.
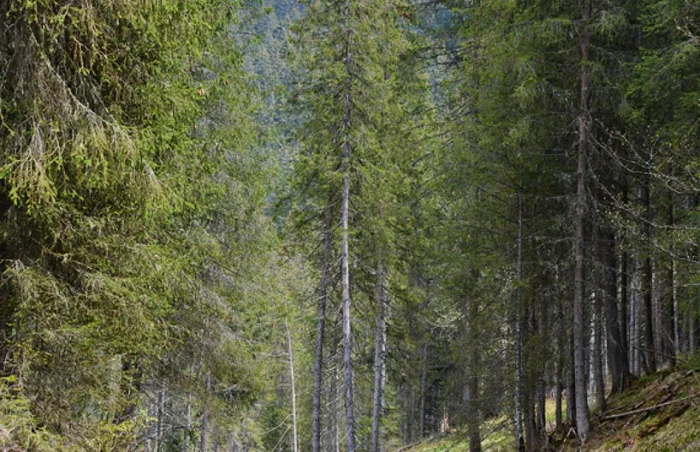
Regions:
[[545, 397, 566, 427]]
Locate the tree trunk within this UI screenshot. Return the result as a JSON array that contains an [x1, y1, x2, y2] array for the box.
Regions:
[[600, 226, 632, 394], [371, 255, 388, 452], [620, 249, 629, 364], [555, 355, 563, 429], [536, 379, 546, 445], [419, 342, 428, 438], [593, 295, 605, 411], [573, 0, 592, 440], [200, 372, 211, 452], [156, 388, 165, 452], [328, 344, 340, 452], [555, 285, 564, 429], [466, 297, 482, 452], [567, 330, 577, 427], [524, 385, 536, 451], [667, 200, 677, 368], [341, 21, 356, 452], [514, 180, 525, 451], [286, 320, 299, 452], [641, 178, 657, 373], [312, 204, 332, 452], [185, 393, 191, 452]]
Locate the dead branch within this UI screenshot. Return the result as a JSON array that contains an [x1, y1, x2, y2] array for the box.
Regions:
[[600, 394, 699, 421]]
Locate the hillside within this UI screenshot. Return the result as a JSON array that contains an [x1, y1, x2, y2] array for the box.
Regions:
[[396, 355, 700, 452], [557, 363, 700, 451]]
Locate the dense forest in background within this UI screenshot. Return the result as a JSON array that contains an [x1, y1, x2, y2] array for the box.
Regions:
[[0, 0, 698, 451]]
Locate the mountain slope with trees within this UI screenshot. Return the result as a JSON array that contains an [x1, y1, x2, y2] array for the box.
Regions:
[[0, 0, 698, 451]]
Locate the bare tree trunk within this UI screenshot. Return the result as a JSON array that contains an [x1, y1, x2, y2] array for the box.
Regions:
[[312, 204, 332, 452], [620, 249, 629, 362], [536, 379, 546, 444], [600, 226, 632, 394], [593, 295, 605, 411], [555, 352, 563, 429], [555, 283, 564, 429], [641, 179, 657, 373], [371, 255, 388, 452], [341, 18, 356, 451], [573, 0, 592, 440], [184, 393, 191, 452], [567, 329, 577, 427], [419, 342, 428, 438], [524, 384, 536, 451], [328, 344, 340, 452], [690, 315, 696, 354], [514, 182, 525, 452], [286, 320, 299, 452], [200, 372, 211, 452], [667, 200, 677, 368], [156, 388, 165, 452], [466, 297, 482, 452]]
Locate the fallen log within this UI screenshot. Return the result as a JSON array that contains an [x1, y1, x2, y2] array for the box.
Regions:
[[600, 394, 699, 422]]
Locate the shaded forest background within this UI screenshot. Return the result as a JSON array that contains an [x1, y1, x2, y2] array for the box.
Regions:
[[0, 0, 699, 450]]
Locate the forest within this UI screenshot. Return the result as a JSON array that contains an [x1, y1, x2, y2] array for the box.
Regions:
[[0, 0, 699, 451]]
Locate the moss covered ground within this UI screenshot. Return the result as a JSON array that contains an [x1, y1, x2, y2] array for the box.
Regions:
[[395, 353, 700, 451]]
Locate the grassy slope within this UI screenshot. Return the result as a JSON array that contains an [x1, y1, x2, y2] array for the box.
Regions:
[[556, 362, 700, 451], [394, 355, 700, 452]]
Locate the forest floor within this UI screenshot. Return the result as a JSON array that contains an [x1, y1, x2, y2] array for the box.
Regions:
[[395, 353, 700, 451]]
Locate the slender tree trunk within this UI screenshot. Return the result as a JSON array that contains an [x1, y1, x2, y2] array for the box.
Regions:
[[200, 372, 211, 452], [567, 329, 577, 427], [286, 320, 299, 452], [466, 297, 482, 452], [573, 0, 592, 440], [600, 227, 631, 393], [690, 315, 696, 354], [419, 342, 428, 438], [593, 295, 605, 410], [328, 344, 340, 452], [536, 379, 546, 444], [312, 204, 333, 452], [514, 182, 525, 451], [185, 393, 191, 452], [371, 254, 388, 452], [156, 388, 165, 452], [524, 384, 536, 451], [620, 250, 629, 363], [341, 19, 356, 451], [641, 178, 657, 373], [667, 200, 677, 368], [555, 349, 563, 428]]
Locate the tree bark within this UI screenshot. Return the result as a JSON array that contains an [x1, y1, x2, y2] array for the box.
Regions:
[[341, 22, 356, 451], [371, 254, 388, 452], [200, 372, 211, 452], [641, 178, 657, 373], [593, 294, 605, 410], [555, 347, 563, 429], [514, 182, 525, 451], [567, 329, 577, 427], [312, 204, 333, 452], [600, 226, 632, 394], [286, 320, 299, 452], [419, 342, 428, 438], [466, 297, 482, 452], [573, 0, 592, 440], [184, 393, 191, 452], [156, 388, 165, 452], [328, 342, 340, 452], [667, 200, 677, 367]]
